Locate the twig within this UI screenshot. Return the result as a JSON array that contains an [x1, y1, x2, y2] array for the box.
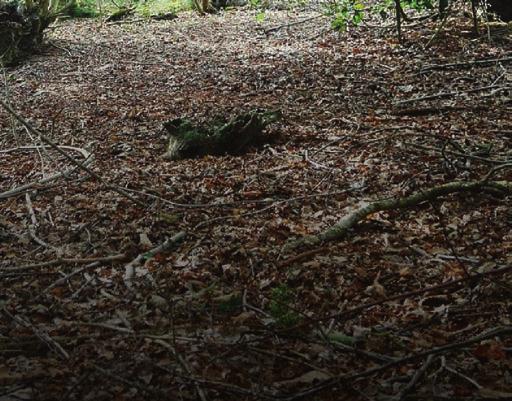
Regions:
[[153, 339, 208, 401], [0, 145, 93, 199], [1, 308, 69, 359], [70, 321, 197, 342], [288, 180, 512, 248], [106, 17, 146, 26], [394, 354, 435, 400], [25, 192, 58, 251], [395, 84, 511, 105], [404, 141, 508, 164], [420, 57, 512, 73], [279, 246, 329, 267], [265, 14, 324, 34], [93, 365, 161, 397], [194, 190, 353, 229], [36, 261, 101, 300], [3, 253, 127, 272], [284, 327, 512, 400], [328, 264, 512, 323], [0, 99, 145, 207], [123, 231, 186, 286]]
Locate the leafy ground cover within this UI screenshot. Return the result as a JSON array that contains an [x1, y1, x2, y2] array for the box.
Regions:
[[1, 7, 511, 401]]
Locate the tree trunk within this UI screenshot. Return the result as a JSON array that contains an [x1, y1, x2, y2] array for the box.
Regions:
[[0, 2, 54, 66]]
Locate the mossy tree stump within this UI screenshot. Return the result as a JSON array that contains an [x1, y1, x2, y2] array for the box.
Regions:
[[163, 109, 281, 160]]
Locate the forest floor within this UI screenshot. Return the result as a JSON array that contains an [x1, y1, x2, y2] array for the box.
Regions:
[[1, 7, 512, 401]]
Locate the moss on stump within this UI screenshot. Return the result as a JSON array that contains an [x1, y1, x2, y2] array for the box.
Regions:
[[163, 109, 281, 160]]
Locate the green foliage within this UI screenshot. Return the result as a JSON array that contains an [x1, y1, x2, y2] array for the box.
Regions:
[[255, 10, 265, 22], [66, 0, 99, 18], [138, 0, 188, 16], [326, 0, 366, 31], [325, 0, 444, 31], [269, 284, 301, 328], [404, 0, 434, 11]]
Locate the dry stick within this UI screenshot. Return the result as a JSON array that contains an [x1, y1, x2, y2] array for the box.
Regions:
[[249, 346, 332, 375], [1, 307, 70, 359], [0, 145, 93, 199], [421, 55, 512, 72], [265, 14, 324, 34], [195, 190, 352, 230], [123, 231, 186, 285], [394, 354, 435, 401], [395, 84, 512, 106], [93, 365, 161, 397], [279, 246, 330, 267], [72, 321, 198, 343], [0, 99, 145, 208], [153, 339, 209, 401], [284, 326, 512, 401], [329, 264, 512, 323], [3, 253, 127, 272], [25, 192, 58, 251], [36, 261, 102, 300], [404, 142, 508, 164]]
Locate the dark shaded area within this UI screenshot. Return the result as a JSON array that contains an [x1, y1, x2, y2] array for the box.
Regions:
[[487, 0, 512, 21]]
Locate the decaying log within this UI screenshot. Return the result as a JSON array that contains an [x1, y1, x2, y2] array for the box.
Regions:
[[162, 109, 281, 160]]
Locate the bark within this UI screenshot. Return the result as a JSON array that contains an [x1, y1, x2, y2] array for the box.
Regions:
[[163, 110, 281, 160], [0, 2, 55, 66], [287, 180, 512, 249]]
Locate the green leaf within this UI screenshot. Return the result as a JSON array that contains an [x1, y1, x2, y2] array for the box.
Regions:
[[255, 11, 265, 23]]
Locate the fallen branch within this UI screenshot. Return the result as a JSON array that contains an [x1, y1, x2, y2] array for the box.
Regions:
[[3, 253, 127, 273], [395, 84, 511, 106], [1, 307, 69, 359], [287, 180, 512, 249], [404, 142, 508, 164], [421, 55, 512, 72], [264, 14, 324, 35], [284, 326, 512, 401], [25, 192, 58, 251], [0, 99, 145, 207], [394, 354, 435, 400], [330, 263, 512, 323], [0, 145, 93, 199], [123, 231, 186, 287], [153, 339, 208, 401]]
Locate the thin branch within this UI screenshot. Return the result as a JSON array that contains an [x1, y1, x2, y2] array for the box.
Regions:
[[1, 307, 70, 359], [0, 99, 145, 207], [265, 14, 324, 35], [3, 253, 128, 272], [395, 84, 511, 106], [0, 145, 93, 199], [284, 327, 512, 400]]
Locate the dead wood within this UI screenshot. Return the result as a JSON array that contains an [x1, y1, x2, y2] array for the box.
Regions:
[[0, 99, 146, 208], [162, 109, 281, 160], [288, 180, 512, 249]]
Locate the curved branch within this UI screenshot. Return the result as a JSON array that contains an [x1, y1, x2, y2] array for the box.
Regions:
[[287, 180, 512, 249]]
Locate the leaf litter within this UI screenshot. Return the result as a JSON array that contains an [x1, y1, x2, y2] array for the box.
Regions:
[[0, 7, 511, 401]]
